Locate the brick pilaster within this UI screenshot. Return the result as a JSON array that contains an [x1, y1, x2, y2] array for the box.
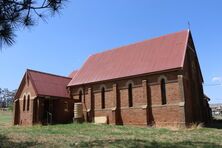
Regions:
[[88, 87, 94, 122], [111, 84, 118, 124], [30, 98, 35, 125], [142, 80, 148, 106], [142, 80, 150, 126], [178, 75, 186, 124]]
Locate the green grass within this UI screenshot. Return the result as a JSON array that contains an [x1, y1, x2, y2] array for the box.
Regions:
[[0, 111, 222, 148], [0, 111, 12, 127]]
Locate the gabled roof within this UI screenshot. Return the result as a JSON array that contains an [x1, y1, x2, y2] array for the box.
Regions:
[[68, 30, 189, 86], [15, 69, 71, 99], [28, 69, 71, 98]]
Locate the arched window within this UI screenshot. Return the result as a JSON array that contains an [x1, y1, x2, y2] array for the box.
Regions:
[[79, 90, 83, 102], [161, 79, 167, 105], [27, 95, 30, 111], [23, 95, 26, 111], [101, 87, 105, 109], [128, 83, 133, 107]]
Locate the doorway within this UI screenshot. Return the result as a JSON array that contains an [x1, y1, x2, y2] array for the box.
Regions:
[[43, 99, 54, 125]]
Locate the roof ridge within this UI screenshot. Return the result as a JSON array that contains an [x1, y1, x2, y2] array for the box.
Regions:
[[27, 69, 71, 80], [92, 29, 189, 57]]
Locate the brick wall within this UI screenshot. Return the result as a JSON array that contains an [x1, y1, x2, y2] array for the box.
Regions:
[[182, 38, 206, 125], [70, 70, 187, 127], [14, 75, 36, 125]]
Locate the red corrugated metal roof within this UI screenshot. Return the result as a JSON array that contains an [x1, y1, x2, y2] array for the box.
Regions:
[[28, 69, 71, 98], [68, 70, 78, 78], [68, 30, 189, 86]]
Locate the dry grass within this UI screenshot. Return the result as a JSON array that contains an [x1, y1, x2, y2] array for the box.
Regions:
[[0, 111, 222, 148]]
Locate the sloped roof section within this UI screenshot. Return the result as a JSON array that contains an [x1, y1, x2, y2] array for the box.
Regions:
[[28, 69, 71, 98], [68, 70, 78, 78], [68, 30, 189, 86]]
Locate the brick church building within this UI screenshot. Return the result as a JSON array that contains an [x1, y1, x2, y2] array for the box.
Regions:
[[13, 30, 211, 127]]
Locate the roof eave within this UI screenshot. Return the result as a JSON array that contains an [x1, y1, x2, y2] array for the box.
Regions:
[[37, 94, 70, 99]]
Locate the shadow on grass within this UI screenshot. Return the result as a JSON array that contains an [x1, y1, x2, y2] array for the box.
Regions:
[[0, 134, 41, 148], [207, 119, 222, 129], [72, 139, 222, 148]]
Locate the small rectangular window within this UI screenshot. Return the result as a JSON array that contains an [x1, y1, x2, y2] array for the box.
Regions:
[[161, 79, 167, 105], [128, 84, 133, 107], [101, 87, 105, 109]]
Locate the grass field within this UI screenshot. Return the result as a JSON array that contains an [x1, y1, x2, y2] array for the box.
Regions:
[[0, 111, 222, 148]]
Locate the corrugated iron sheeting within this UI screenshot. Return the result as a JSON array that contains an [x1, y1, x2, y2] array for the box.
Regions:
[[68, 30, 189, 86]]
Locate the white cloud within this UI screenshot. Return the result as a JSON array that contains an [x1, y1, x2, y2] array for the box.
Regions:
[[212, 77, 222, 83]]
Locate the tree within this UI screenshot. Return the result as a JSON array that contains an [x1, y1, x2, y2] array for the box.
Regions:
[[0, 88, 17, 108], [0, 88, 3, 102], [0, 0, 66, 47]]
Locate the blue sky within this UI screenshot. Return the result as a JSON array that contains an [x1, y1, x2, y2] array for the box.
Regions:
[[0, 0, 221, 104]]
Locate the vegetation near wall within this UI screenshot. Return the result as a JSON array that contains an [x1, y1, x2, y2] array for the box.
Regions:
[[0, 111, 222, 148]]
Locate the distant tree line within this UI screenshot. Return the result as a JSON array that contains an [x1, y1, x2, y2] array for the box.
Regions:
[[0, 88, 17, 108]]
